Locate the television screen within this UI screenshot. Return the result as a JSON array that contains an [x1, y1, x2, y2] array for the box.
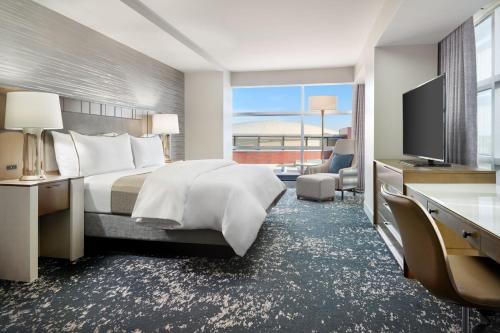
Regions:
[[403, 75, 445, 161]]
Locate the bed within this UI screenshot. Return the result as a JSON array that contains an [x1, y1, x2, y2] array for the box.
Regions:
[[47, 130, 286, 256]]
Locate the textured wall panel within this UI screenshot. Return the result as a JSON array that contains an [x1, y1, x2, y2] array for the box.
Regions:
[[0, 0, 184, 160]]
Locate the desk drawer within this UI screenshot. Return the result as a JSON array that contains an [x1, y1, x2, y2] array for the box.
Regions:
[[376, 163, 403, 193], [481, 232, 500, 264], [38, 180, 69, 216], [406, 188, 428, 208], [427, 201, 480, 249], [377, 194, 396, 224]]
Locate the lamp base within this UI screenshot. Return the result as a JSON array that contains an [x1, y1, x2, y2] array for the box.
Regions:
[[20, 128, 45, 181], [19, 174, 46, 181]]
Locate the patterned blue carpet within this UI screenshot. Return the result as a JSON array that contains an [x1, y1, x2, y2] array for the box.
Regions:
[[0, 189, 494, 332]]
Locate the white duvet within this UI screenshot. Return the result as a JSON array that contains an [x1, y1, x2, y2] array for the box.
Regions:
[[132, 159, 286, 256]]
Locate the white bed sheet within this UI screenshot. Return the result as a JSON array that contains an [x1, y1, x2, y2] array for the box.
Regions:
[[84, 166, 159, 213]]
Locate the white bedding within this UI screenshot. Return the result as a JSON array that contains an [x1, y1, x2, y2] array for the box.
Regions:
[[132, 160, 286, 256], [84, 166, 159, 213]]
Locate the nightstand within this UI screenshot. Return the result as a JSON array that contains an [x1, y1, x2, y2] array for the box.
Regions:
[[0, 175, 84, 282]]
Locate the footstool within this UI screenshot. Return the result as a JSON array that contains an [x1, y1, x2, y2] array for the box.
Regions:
[[296, 173, 335, 201]]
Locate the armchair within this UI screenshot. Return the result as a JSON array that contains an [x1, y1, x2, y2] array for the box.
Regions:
[[304, 139, 358, 199]]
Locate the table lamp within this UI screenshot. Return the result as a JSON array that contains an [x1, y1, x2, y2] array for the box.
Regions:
[[4, 92, 63, 180], [309, 96, 337, 162], [151, 113, 179, 162]]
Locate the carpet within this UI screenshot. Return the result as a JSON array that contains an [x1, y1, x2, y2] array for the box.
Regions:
[[0, 189, 495, 332]]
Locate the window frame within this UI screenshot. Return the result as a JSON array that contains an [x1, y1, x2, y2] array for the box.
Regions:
[[475, 11, 497, 168], [232, 83, 354, 164]]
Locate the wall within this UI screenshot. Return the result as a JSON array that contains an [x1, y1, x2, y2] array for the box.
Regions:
[[363, 55, 376, 221], [374, 45, 438, 159], [356, 44, 438, 219], [231, 67, 354, 86], [354, 0, 400, 220], [0, 0, 184, 160], [185, 71, 232, 160]]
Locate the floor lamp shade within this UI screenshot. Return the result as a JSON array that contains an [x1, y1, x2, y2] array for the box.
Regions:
[[4, 92, 63, 180], [309, 96, 337, 162], [151, 113, 179, 162], [309, 96, 337, 112]]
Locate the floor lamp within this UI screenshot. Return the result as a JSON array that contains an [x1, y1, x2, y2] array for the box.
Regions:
[[309, 96, 337, 162]]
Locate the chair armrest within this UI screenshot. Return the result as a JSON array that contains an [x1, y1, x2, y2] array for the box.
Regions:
[[339, 167, 358, 189], [304, 162, 330, 174]]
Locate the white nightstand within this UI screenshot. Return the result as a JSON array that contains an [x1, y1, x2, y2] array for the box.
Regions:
[[0, 175, 84, 282]]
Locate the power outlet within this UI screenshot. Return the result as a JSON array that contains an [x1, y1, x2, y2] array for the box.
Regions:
[[6, 164, 17, 170]]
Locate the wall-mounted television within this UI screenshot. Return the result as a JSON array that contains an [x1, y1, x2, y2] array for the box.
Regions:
[[402, 74, 449, 167]]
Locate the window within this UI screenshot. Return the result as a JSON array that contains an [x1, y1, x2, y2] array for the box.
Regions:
[[232, 84, 353, 175], [477, 89, 492, 156], [476, 16, 492, 82], [475, 9, 497, 169]]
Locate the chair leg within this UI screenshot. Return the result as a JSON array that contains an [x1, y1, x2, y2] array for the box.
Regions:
[[353, 190, 356, 197], [341, 190, 344, 200], [462, 307, 470, 333]]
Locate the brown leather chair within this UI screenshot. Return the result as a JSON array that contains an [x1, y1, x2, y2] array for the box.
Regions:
[[381, 185, 500, 333]]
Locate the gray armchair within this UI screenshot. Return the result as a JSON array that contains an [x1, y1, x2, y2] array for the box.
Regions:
[[304, 139, 358, 199]]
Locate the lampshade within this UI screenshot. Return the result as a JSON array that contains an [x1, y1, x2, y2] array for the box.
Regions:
[[309, 96, 337, 112], [152, 113, 179, 134], [5, 92, 63, 130]]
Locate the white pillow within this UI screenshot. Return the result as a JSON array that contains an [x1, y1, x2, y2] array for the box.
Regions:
[[51, 131, 79, 177], [130, 136, 165, 168], [70, 131, 135, 176]]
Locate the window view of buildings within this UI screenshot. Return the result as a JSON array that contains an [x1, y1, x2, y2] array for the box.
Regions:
[[232, 84, 353, 175]]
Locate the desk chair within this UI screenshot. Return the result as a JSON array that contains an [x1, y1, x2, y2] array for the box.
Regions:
[[381, 185, 500, 333]]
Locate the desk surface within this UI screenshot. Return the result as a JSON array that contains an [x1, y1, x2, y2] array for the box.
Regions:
[[407, 183, 500, 237]]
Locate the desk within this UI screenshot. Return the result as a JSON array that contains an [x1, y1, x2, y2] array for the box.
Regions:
[[0, 176, 84, 282], [406, 183, 500, 264], [373, 159, 496, 275]]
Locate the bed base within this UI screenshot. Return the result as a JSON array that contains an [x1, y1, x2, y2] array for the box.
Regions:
[[85, 213, 229, 246]]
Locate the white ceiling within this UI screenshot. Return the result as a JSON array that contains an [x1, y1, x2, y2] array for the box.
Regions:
[[34, 0, 385, 72], [378, 0, 491, 46], [139, 0, 385, 72], [32, 0, 217, 72], [34, 0, 490, 73]]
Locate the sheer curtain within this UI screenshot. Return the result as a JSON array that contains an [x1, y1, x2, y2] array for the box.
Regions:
[[352, 84, 365, 191], [438, 17, 478, 166]]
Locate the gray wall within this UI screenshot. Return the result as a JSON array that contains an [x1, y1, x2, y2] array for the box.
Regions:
[[0, 0, 184, 160]]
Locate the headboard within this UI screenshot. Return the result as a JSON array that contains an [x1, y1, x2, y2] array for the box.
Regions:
[[0, 92, 151, 180]]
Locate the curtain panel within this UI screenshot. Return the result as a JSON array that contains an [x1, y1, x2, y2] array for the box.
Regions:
[[438, 17, 478, 167], [352, 84, 365, 191]]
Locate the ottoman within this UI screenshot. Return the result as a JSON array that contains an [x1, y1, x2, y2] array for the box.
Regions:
[[296, 173, 335, 201]]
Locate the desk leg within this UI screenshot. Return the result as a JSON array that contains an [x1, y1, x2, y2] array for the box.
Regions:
[[0, 186, 38, 282]]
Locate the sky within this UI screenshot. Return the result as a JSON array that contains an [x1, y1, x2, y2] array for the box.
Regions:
[[232, 84, 353, 131]]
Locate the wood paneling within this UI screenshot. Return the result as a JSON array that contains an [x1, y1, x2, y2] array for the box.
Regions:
[[0, 0, 184, 160]]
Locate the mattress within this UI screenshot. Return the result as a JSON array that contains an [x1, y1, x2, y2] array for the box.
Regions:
[[110, 173, 147, 215], [84, 167, 159, 213]]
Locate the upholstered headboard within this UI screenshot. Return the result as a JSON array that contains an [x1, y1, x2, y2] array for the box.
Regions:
[[0, 93, 151, 179]]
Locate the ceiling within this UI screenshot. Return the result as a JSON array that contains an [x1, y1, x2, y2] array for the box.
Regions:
[[34, 0, 385, 72], [378, 0, 491, 46], [34, 0, 489, 73], [138, 0, 385, 72], [32, 0, 216, 72]]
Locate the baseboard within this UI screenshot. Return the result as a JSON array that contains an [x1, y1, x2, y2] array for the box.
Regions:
[[364, 202, 374, 223]]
